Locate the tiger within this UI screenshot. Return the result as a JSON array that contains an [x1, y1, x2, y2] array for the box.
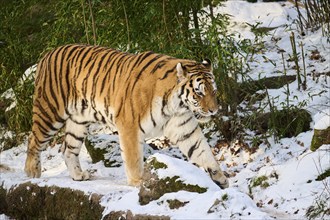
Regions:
[[24, 44, 229, 189]]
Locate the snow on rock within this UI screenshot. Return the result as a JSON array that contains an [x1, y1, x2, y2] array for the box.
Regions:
[[314, 108, 330, 130], [103, 153, 272, 219], [314, 115, 330, 130], [149, 153, 219, 190], [0, 140, 272, 219]]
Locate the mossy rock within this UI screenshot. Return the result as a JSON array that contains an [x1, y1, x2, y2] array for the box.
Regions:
[[311, 127, 330, 151], [0, 182, 171, 219], [139, 156, 207, 205], [167, 199, 189, 209], [238, 75, 296, 103], [148, 157, 168, 169], [103, 210, 170, 220], [0, 182, 103, 219], [84, 136, 122, 167], [315, 167, 330, 181]]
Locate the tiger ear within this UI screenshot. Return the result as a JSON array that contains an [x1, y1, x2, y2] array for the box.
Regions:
[[176, 62, 187, 82], [202, 59, 213, 71]]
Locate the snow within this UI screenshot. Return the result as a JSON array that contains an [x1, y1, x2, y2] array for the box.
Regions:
[[1, 1, 330, 219], [314, 108, 330, 130], [150, 153, 219, 190]]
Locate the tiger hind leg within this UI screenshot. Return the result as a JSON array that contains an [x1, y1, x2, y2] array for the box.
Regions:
[[25, 133, 44, 178], [62, 119, 89, 181], [25, 116, 64, 178]]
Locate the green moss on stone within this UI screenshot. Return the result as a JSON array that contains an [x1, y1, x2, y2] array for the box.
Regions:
[[250, 175, 270, 188], [84, 138, 121, 167], [316, 167, 330, 181], [311, 127, 330, 151], [139, 175, 207, 205], [167, 199, 189, 209], [1, 182, 103, 219], [149, 157, 168, 170], [139, 156, 208, 205]]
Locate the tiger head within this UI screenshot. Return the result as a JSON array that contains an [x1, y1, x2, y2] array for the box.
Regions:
[[176, 59, 218, 122]]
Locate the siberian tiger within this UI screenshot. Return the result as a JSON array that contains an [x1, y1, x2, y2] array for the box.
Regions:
[[24, 44, 229, 189]]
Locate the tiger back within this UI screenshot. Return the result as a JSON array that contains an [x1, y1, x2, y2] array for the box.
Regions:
[[25, 44, 229, 189]]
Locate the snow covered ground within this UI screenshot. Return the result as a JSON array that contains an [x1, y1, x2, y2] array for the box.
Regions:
[[1, 1, 329, 219]]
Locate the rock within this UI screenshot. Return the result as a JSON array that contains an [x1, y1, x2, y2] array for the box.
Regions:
[[166, 199, 189, 209], [316, 167, 330, 181], [138, 155, 208, 205], [0, 182, 103, 219], [238, 75, 297, 103], [85, 134, 122, 167], [85, 132, 156, 168], [311, 127, 330, 151], [103, 210, 170, 220], [0, 182, 171, 220]]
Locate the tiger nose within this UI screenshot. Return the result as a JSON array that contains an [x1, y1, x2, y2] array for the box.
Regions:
[[209, 108, 218, 115]]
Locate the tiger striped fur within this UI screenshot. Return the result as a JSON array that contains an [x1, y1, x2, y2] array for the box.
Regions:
[[24, 44, 229, 189]]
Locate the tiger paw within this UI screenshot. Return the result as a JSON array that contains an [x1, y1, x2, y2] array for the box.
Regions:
[[127, 178, 142, 187], [24, 154, 41, 178], [71, 170, 90, 181], [212, 175, 229, 189]]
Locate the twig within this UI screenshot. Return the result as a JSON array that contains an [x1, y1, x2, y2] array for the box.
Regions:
[[81, 0, 90, 44], [121, 0, 130, 50], [162, 0, 172, 45], [88, 0, 97, 45], [300, 42, 307, 90]]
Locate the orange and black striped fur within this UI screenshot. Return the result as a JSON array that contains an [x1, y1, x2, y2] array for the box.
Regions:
[[25, 44, 228, 188]]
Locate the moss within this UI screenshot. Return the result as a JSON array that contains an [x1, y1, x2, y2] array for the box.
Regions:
[[311, 127, 330, 151], [250, 175, 270, 188], [221, 193, 228, 201], [2, 182, 103, 219], [167, 199, 189, 209], [139, 157, 207, 205], [139, 175, 207, 205], [84, 138, 121, 167], [84, 138, 106, 163], [104, 211, 170, 220], [316, 167, 330, 181], [149, 157, 168, 170]]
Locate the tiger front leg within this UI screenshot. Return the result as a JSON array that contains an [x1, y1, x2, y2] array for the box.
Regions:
[[164, 116, 229, 189], [182, 138, 228, 188], [181, 137, 228, 189], [118, 130, 144, 187], [62, 119, 90, 181]]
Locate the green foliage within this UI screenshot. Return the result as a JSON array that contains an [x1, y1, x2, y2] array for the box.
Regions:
[[315, 167, 330, 181], [248, 175, 270, 198], [1, 0, 251, 136], [149, 157, 168, 170], [268, 107, 312, 139], [306, 195, 330, 220], [221, 193, 228, 201], [250, 175, 270, 189], [0, 0, 309, 146]]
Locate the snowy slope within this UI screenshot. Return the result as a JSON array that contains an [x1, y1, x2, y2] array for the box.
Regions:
[[1, 1, 329, 219]]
